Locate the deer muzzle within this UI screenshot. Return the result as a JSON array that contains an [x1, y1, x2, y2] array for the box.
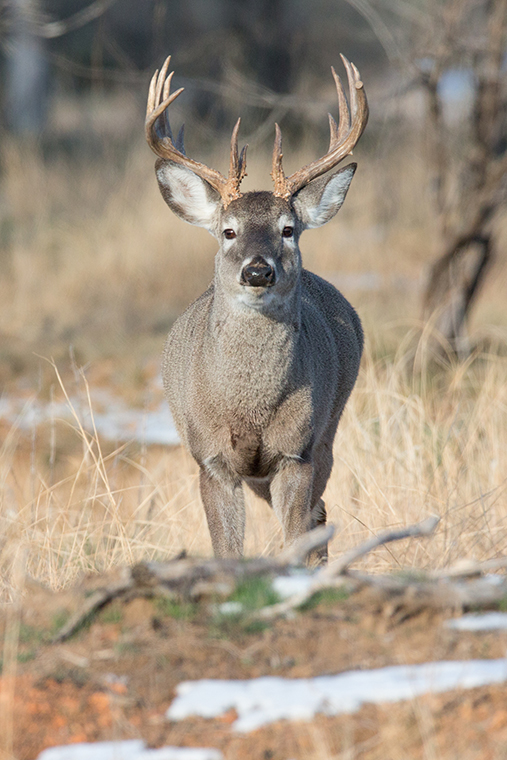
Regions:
[[240, 256, 276, 287]]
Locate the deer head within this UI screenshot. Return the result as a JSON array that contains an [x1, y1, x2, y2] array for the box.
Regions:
[[146, 56, 368, 315]]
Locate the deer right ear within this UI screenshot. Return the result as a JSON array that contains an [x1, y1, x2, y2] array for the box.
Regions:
[[156, 160, 222, 231]]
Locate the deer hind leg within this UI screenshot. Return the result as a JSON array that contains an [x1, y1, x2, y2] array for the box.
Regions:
[[307, 498, 328, 566], [305, 436, 335, 566], [199, 459, 245, 558]]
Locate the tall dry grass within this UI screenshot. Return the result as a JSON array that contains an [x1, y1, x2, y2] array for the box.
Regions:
[[1, 336, 506, 598], [1, 130, 507, 596]]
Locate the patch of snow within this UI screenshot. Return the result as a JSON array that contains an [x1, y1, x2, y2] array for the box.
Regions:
[[446, 613, 507, 631], [0, 390, 179, 446], [37, 740, 223, 760], [166, 659, 507, 732], [485, 574, 505, 586], [218, 601, 243, 615], [272, 574, 313, 599]]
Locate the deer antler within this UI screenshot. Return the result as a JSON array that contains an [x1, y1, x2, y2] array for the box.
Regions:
[[146, 56, 248, 208], [272, 55, 368, 199]]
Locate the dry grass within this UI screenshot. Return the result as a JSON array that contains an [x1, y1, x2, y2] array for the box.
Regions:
[[1, 335, 506, 598], [1, 131, 507, 597]]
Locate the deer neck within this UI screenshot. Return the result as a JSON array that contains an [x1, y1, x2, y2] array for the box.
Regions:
[[204, 277, 301, 406], [210, 274, 301, 338]]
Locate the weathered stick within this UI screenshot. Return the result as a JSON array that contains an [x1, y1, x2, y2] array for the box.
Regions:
[[278, 524, 336, 565], [322, 515, 440, 579], [49, 515, 448, 639], [256, 515, 441, 620], [430, 556, 507, 579], [346, 569, 507, 615], [52, 571, 133, 643]]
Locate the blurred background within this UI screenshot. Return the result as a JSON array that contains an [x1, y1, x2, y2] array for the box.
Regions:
[[1, 0, 506, 386], [1, 0, 507, 582]]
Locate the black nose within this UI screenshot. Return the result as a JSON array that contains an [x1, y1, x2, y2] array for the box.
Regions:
[[240, 256, 275, 287]]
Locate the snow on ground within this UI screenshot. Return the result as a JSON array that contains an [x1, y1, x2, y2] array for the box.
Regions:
[[445, 612, 507, 631], [37, 740, 223, 760], [166, 659, 507, 732], [0, 389, 179, 446]]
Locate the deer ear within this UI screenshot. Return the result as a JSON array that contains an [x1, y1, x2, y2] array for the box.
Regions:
[[156, 159, 222, 231], [292, 163, 356, 229]]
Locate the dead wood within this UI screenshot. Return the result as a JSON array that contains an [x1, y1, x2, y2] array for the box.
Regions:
[[255, 515, 441, 620], [49, 515, 507, 642], [324, 515, 440, 578], [51, 524, 333, 641]]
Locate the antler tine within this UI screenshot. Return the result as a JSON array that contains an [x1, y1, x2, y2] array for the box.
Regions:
[[271, 123, 286, 197], [328, 113, 339, 151], [146, 68, 158, 119], [228, 118, 248, 186], [156, 55, 171, 106], [162, 69, 174, 103], [145, 56, 247, 207], [340, 55, 360, 121], [272, 55, 368, 200], [330, 65, 350, 145]]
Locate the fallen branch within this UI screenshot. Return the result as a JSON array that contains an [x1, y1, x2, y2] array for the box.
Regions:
[[51, 525, 332, 641], [48, 515, 507, 642], [255, 516, 441, 621], [429, 556, 507, 579], [52, 569, 133, 643], [324, 515, 440, 578]]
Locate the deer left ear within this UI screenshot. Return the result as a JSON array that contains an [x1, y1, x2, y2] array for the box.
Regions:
[[292, 163, 356, 229]]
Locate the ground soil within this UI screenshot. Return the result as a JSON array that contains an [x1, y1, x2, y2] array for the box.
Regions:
[[2, 575, 507, 760]]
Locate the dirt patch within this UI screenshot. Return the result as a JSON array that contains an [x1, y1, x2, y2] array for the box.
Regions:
[[3, 580, 507, 759]]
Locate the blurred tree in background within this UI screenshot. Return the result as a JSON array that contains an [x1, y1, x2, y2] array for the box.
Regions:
[[1, 0, 506, 358], [413, 0, 507, 358], [366, 0, 507, 358], [1, 0, 386, 137]]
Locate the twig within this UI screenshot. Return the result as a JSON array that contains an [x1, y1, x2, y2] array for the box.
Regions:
[[430, 556, 507, 580], [278, 524, 335, 565], [323, 515, 440, 578], [256, 515, 440, 620], [51, 572, 133, 643]]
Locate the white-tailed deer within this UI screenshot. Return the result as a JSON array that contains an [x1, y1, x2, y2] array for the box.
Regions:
[[146, 55, 368, 565]]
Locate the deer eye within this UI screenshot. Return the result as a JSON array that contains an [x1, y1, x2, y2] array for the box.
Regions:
[[223, 229, 236, 240], [282, 226, 294, 238]]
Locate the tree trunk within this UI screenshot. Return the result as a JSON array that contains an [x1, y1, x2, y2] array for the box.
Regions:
[[5, 0, 50, 135], [423, 234, 492, 358]]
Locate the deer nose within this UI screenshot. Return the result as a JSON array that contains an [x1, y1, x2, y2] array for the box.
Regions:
[[240, 257, 276, 287]]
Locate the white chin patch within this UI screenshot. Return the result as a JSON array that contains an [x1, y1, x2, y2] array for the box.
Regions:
[[157, 164, 217, 228], [236, 288, 277, 310]]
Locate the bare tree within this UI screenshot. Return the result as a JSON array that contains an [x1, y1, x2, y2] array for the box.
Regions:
[[361, 0, 507, 356], [3, 0, 120, 135], [415, 0, 507, 356], [4, 0, 49, 134]]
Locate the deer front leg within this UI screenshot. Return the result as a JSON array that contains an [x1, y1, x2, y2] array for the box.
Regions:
[[199, 461, 245, 558], [270, 458, 323, 562]]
